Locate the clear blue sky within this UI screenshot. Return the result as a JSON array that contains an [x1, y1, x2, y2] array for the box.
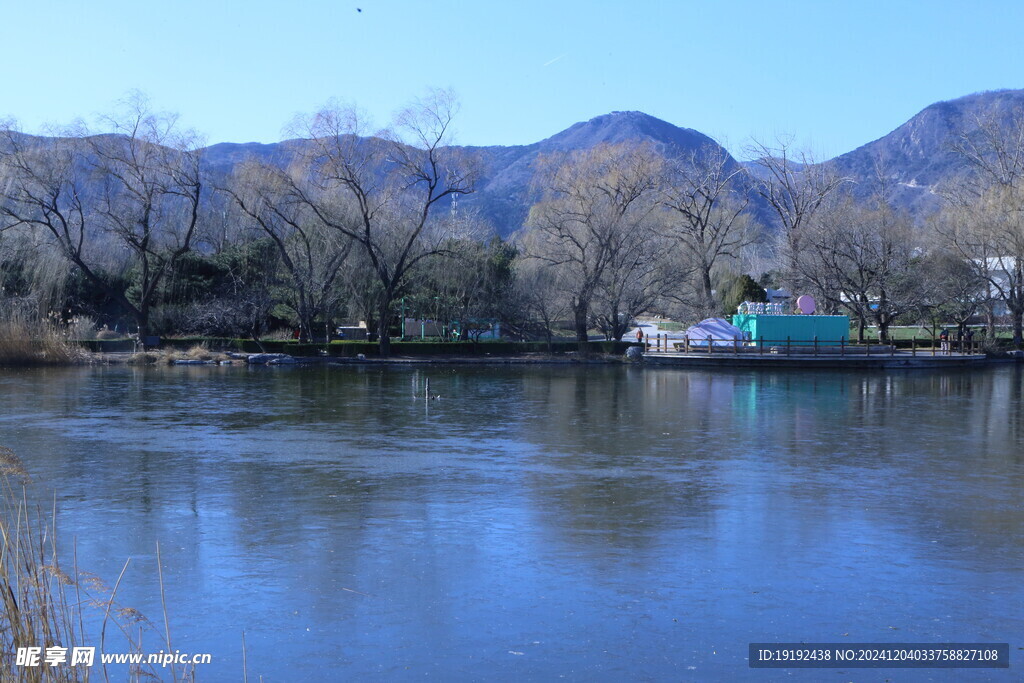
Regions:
[[4, 0, 1023, 160]]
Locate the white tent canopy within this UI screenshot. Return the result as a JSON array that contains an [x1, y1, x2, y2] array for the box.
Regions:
[[683, 318, 745, 347]]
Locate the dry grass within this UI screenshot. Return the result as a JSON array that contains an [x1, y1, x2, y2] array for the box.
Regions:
[[170, 344, 226, 362], [0, 446, 191, 682], [0, 314, 86, 366], [125, 351, 163, 365], [94, 327, 123, 341], [127, 344, 231, 365]]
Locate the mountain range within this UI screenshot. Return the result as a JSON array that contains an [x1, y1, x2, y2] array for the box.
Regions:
[[13, 89, 1024, 237], [199, 109, 731, 235]]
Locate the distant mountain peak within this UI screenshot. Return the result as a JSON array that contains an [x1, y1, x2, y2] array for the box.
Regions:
[[827, 88, 1024, 217], [597, 110, 661, 121], [537, 110, 721, 157]]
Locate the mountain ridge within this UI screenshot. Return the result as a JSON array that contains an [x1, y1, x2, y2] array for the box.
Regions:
[[9, 90, 1024, 235], [827, 88, 1024, 213]]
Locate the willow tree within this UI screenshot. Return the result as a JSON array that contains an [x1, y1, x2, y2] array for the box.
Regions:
[[590, 224, 674, 341], [747, 139, 846, 295], [659, 144, 757, 317], [804, 193, 920, 342], [289, 89, 476, 356], [525, 142, 663, 351], [940, 107, 1024, 346], [509, 255, 572, 347], [221, 161, 354, 341], [0, 95, 202, 339]]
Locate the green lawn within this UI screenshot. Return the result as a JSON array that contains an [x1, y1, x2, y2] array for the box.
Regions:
[[859, 326, 1014, 341]]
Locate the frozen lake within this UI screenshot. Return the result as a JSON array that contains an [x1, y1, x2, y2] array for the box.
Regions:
[[1, 363, 1020, 680]]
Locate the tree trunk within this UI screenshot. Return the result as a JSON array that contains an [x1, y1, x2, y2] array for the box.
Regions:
[[984, 304, 996, 338], [612, 314, 627, 341], [297, 308, 312, 343], [701, 268, 714, 313], [377, 321, 391, 356], [573, 302, 589, 354], [249, 322, 267, 353], [377, 308, 392, 357], [137, 301, 150, 343], [375, 288, 397, 357]]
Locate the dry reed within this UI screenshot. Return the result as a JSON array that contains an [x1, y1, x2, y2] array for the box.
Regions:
[[0, 313, 85, 366], [0, 446, 190, 681]]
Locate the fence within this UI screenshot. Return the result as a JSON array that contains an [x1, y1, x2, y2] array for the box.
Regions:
[[637, 334, 981, 357]]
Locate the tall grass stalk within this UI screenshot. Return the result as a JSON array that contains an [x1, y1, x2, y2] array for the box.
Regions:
[[0, 311, 84, 366], [0, 446, 187, 681]]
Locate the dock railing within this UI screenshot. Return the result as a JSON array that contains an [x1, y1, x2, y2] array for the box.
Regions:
[[650, 335, 982, 356]]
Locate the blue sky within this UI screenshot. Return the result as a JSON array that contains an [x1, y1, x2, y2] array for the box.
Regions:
[[4, 0, 1023, 159]]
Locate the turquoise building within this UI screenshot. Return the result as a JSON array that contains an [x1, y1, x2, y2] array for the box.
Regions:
[[731, 313, 850, 347]]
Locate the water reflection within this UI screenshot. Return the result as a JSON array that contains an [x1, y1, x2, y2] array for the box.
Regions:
[[0, 364, 1020, 680]]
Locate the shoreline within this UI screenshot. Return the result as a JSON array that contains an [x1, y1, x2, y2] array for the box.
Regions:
[[5, 349, 1020, 370], [88, 351, 623, 366]]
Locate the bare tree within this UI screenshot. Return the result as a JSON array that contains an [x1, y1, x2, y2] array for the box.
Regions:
[[909, 245, 987, 340], [333, 246, 384, 337], [659, 144, 757, 316], [414, 232, 516, 342], [290, 89, 476, 355], [524, 142, 663, 351], [0, 95, 202, 339], [747, 139, 847, 294], [804, 193, 920, 342], [591, 226, 674, 340], [940, 107, 1024, 345], [508, 255, 572, 347], [221, 161, 354, 341]]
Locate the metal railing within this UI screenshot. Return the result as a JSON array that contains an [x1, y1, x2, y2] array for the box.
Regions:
[[636, 333, 981, 357]]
